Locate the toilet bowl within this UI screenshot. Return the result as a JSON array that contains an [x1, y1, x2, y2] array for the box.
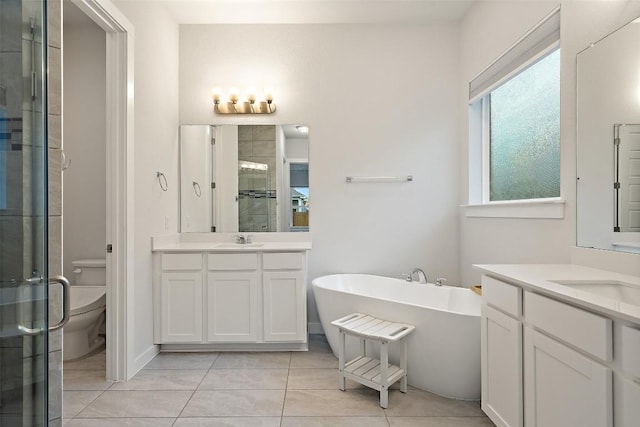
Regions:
[[63, 259, 106, 361]]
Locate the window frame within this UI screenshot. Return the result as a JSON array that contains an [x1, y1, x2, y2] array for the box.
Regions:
[[465, 9, 564, 219]]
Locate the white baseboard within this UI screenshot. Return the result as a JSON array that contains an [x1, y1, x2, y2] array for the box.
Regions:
[[130, 344, 159, 378], [308, 322, 324, 335]]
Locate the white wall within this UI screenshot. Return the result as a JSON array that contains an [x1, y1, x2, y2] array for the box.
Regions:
[[286, 138, 309, 159], [62, 16, 106, 278], [112, 0, 180, 371], [458, 1, 640, 286], [180, 24, 461, 325]]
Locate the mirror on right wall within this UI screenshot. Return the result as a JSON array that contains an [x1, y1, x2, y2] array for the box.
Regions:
[[577, 16, 640, 254]]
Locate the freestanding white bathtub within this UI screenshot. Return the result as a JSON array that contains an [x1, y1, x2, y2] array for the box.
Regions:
[[312, 274, 481, 400]]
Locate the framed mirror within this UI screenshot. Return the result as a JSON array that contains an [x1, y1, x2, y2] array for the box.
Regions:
[[576, 17, 640, 254], [179, 124, 310, 233]]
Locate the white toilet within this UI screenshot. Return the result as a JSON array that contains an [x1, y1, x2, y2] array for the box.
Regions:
[[63, 259, 107, 361]]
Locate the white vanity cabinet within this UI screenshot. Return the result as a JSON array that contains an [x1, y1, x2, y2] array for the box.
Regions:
[[159, 254, 203, 343], [523, 291, 613, 427], [524, 327, 612, 427], [207, 253, 259, 342], [480, 273, 640, 427], [618, 325, 640, 426], [154, 248, 308, 350], [481, 276, 523, 427], [262, 252, 306, 342]]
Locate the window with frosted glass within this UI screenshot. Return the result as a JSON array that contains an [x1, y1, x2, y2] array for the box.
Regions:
[[489, 49, 560, 201]]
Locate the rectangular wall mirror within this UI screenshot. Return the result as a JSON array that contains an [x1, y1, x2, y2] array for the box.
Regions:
[[576, 17, 640, 254], [179, 124, 310, 233]]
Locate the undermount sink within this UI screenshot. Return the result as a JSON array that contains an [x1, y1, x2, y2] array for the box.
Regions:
[[552, 280, 640, 306], [216, 243, 265, 249]]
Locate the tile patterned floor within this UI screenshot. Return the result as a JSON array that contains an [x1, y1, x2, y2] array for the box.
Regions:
[[63, 336, 494, 426]]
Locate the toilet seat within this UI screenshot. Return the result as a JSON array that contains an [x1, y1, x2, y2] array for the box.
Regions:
[[70, 286, 106, 316]]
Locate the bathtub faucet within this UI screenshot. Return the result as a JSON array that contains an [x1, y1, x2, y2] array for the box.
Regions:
[[405, 268, 428, 284]]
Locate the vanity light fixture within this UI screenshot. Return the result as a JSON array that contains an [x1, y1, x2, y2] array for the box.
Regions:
[[211, 86, 276, 114], [296, 125, 309, 134]]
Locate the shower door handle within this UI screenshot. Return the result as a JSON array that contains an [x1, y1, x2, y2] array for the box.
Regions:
[[15, 275, 70, 335], [48, 275, 71, 331], [15, 276, 43, 336]]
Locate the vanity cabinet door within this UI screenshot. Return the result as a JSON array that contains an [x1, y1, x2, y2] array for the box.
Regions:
[[160, 272, 203, 343], [524, 328, 612, 427], [619, 376, 640, 427], [262, 271, 306, 342], [206, 272, 258, 342], [482, 305, 523, 427]]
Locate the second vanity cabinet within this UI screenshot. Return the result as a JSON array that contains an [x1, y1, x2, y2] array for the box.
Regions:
[[481, 273, 640, 427], [154, 249, 308, 350]]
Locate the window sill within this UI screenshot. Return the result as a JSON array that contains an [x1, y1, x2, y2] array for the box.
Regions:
[[463, 198, 565, 219]]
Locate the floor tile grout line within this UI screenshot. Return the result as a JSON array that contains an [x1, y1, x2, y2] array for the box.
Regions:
[[63, 347, 489, 423], [279, 352, 293, 426], [173, 352, 219, 421], [68, 387, 109, 420]]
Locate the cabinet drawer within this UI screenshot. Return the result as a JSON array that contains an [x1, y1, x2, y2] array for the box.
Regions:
[[621, 325, 640, 378], [263, 252, 304, 270], [482, 276, 521, 317], [208, 253, 258, 270], [162, 253, 202, 271], [525, 292, 612, 361]]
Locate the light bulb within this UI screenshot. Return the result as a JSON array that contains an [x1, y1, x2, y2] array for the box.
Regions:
[[229, 87, 239, 103], [211, 86, 221, 103], [264, 86, 274, 103], [246, 87, 256, 103]]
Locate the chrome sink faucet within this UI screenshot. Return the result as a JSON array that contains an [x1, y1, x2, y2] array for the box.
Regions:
[[405, 268, 428, 284], [234, 234, 254, 244]]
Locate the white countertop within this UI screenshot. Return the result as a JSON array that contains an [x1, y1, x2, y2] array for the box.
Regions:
[[152, 234, 312, 252], [152, 241, 312, 252], [474, 264, 640, 324]]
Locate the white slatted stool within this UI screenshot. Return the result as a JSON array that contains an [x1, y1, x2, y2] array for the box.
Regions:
[[331, 312, 416, 408]]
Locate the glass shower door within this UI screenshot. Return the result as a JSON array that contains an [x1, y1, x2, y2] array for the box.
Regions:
[[0, 0, 50, 425], [238, 161, 271, 232]]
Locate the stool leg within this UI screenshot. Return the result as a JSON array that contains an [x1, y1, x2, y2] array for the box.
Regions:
[[338, 330, 346, 391], [400, 338, 408, 393], [380, 340, 389, 409]]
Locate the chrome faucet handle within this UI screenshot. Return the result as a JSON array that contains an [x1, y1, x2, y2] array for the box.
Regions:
[[436, 277, 447, 286], [235, 234, 246, 244], [402, 273, 412, 282]]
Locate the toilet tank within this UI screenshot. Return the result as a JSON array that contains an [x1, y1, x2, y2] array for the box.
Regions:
[[71, 259, 106, 286]]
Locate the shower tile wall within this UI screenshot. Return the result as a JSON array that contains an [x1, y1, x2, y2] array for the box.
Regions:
[[48, 0, 63, 425], [238, 125, 277, 232]]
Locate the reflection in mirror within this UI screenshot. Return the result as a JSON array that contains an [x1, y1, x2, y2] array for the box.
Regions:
[[179, 124, 310, 233], [577, 18, 640, 253], [180, 125, 214, 232], [289, 163, 309, 231], [238, 160, 272, 232], [613, 124, 640, 233]]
